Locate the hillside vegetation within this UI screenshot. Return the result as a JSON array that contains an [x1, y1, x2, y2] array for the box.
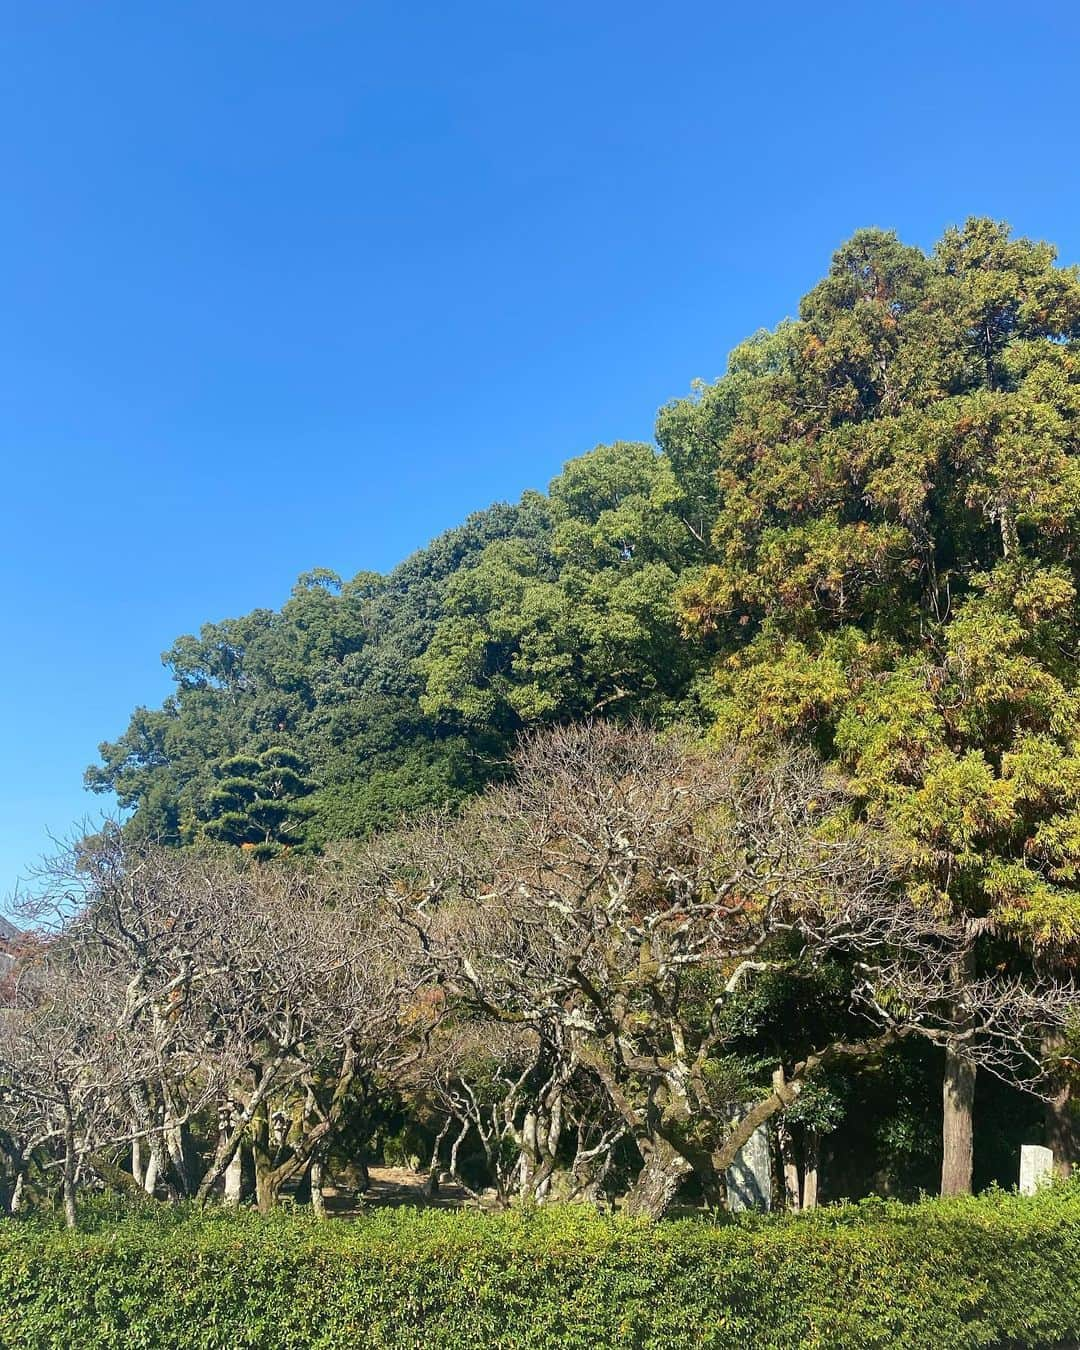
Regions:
[[89, 220, 1080, 963]]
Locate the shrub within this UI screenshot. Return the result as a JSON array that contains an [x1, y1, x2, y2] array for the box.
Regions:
[[1, 1184, 1078, 1349]]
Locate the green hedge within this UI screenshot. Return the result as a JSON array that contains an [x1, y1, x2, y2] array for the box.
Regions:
[[1, 1185, 1079, 1349]]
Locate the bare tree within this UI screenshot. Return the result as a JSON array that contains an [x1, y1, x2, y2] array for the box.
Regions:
[[411, 1015, 623, 1208], [0, 938, 159, 1226], [4, 835, 431, 1220], [398, 723, 1080, 1217], [5, 729, 1076, 1226]]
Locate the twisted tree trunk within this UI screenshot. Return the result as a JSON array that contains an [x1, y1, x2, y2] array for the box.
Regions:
[[621, 1138, 693, 1219]]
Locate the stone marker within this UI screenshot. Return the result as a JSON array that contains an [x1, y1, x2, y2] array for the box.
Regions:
[[726, 1121, 772, 1211], [1019, 1143, 1054, 1194]]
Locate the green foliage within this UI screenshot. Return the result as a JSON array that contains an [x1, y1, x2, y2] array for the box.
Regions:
[[87, 500, 552, 847], [676, 218, 1080, 944], [2, 1186, 1080, 1348], [418, 441, 710, 732], [76, 218, 1080, 1204], [88, 437, 718, 852], [200, 747, 316, 858]]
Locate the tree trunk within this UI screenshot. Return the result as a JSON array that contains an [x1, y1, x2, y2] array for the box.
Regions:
[[131, 1134, 144, 1190], [143, 1149, 159, 1197], [254, 1165, 279, 1215], [802, 1129, 819, 1209], [10, 1169, 26, 1216], [1045, 1085, 1076, 1180], [517, 1109, 539, 1199], [163, 1103, 191, 1198], [941, 1043, 976, 1196], [62, 1106, 78, 1231], [251, 1104, 277, 1215], [310, 1158, 326, 1219], [423, 1118, 452, 1199], [1042, 1090, 1074, 1177], [88, 1154, 154, 1201], [131, 1086, 171, 1198], [621, 1139, 693, 1220], [1043, 1033, 1076, 1179], [776, 1119, 800, 1211], [224, 1143, 244, 1207]]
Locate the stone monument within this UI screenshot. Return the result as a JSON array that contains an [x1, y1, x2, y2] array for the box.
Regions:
[[1019, 1143, 1054, 1194], [726, 1120, 772, 1211]]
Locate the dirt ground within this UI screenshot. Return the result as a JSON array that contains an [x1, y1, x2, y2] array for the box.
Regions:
[[321, 1165, 472, 1215]]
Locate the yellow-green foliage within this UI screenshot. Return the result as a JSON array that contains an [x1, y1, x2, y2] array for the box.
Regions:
[[2, 1185, 1079, 1349], [675, 219, 1080, 944]]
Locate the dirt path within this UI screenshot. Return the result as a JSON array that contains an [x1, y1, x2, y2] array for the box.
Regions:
[[322, 1165, 471, 1215]]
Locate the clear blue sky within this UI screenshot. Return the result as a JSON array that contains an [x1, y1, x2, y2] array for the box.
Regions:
[[3, 0, 1079, 904]]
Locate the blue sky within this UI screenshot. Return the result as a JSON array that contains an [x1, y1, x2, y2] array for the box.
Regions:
[[3, 1, 1079, 905]]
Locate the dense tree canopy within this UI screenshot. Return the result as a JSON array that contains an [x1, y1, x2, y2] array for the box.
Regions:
[[10, 725, 1077, 1228], [87, 219, 1080, 959], [87, 501, 554, 845], [90, 224, 1080, 961], [88, 444, 719, 847]]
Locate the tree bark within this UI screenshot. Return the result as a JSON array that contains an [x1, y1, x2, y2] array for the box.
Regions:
[[776, 1119, 800, 1211], [1045, 1084, 1076, 1181], [130, 1086, 171, 1198], [621, 1139, 693, 1220], [88, 1154, 153, 1201], [802, 1129, 819, 1209], [61, 1103, 78, 1231], [310, 1158, 327, 1219], [423, 1118, 452, 1199], [143, 1149, 159, 1197], [712, 1067, 797, 1174], [941, 1043, 976, 1196], [224, 1143, 244, 1207], [10, 1169, 26, 1216], [251, 1102, 277, 1215], [1043, 1033, 1076, 1179], [517, 1108, 539, 1199], [254, 1172, 279, 1214]]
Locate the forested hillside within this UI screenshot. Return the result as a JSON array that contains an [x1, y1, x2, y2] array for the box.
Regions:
[[87, 443, 716, 853], [90, 219, 1080, 916], [65, 219, 1080, 1209]]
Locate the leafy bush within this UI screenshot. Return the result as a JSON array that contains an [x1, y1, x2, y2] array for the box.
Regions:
[[1, 1185, 1078, 1349]]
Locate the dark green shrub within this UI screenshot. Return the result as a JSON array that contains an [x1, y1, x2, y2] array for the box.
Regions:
[[1, 1184, 1078, 1349]]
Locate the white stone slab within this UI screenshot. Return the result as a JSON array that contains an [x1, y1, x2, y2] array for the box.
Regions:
[[1019, 1143, 1054, 1194]]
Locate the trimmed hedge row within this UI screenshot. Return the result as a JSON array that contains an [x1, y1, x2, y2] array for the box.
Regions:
[[1, 1185, 1079, 1349]]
